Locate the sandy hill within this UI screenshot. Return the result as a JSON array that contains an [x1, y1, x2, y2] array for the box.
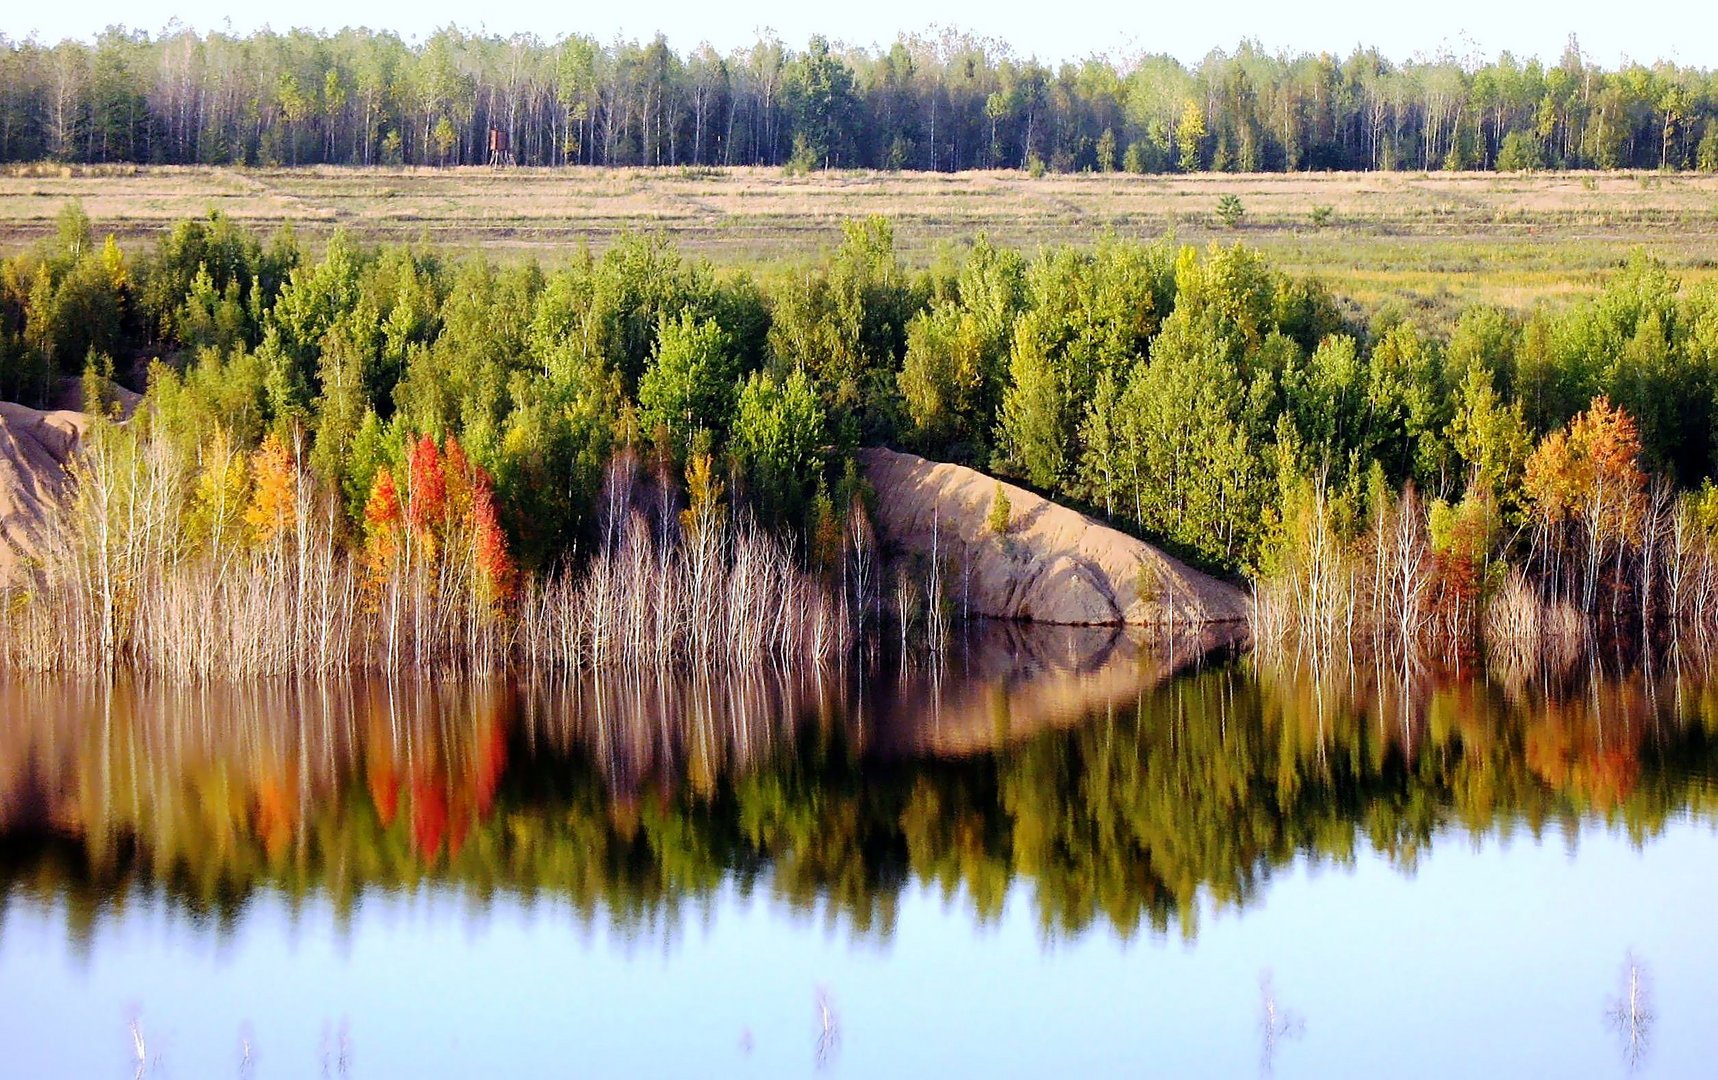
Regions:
[[858, 447, 1249, 629], [0, 402, 86, 587]]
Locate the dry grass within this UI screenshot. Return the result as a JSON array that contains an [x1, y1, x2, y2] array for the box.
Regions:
[[0, 425, 857, 678], [2, 166, 1717, 309]]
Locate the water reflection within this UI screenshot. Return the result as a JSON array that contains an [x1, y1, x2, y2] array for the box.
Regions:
[[3, 631, 1718, 951]]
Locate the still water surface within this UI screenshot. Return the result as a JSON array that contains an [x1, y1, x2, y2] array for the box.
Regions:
[[2, 627, 1716, 1076]]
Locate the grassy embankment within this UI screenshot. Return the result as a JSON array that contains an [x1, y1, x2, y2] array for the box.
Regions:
[[3, 165, 1717, 317]]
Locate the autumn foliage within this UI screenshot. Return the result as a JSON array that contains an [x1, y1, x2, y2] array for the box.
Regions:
[[1524, 396, 1646, 541], [363, 432, 516, 614], [244, 432, 299, 546], [1523, 396, 1649, 613]]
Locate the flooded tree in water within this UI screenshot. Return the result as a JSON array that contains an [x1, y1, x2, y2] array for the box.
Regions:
[[1608, 953, 1653, 1071], [814, 985, 840, 1069], [1258, 969, 1304, 1076]]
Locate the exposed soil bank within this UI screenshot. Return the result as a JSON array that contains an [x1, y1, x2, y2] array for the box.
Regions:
[[859, 447, 1249, 628], [0, 402, 85, 587]]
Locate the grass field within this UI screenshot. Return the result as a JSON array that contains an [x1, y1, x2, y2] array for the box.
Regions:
[[4, 164, 1717, 312]]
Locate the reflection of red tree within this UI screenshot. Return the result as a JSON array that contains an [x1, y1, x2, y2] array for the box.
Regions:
[[472, 717, 508, 817], [367, 740, 400, 828], [391, 698, 510, 863], [1526, 708, 1642, 810], [411, 773, 449, 859], [254, 770, 297, 862]]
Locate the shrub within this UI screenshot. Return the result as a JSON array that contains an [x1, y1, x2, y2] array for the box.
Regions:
[[1495, 131, 1545, 172], [987, 482, 1012, 536]]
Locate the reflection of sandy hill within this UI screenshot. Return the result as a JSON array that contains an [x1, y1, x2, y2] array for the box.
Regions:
[[0, 627, 1244, 837], [865, 623, 1237, 758], [860, 447, 1249, 627]]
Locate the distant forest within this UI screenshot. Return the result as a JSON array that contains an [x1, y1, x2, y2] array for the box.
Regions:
[[2, 28, 1717, 173]]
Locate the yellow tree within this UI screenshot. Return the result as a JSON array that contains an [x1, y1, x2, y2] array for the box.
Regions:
[[1523, 396, 1645, 611], [1176, 99, 1207, 172], [244, 433, 298, 547], [190, 427, 251, 570]]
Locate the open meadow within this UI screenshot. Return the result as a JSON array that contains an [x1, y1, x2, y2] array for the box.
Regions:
[[3, 165, 1717, 314]]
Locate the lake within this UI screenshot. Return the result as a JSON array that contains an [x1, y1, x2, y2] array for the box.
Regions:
[[1, 626, 1715, 1077]]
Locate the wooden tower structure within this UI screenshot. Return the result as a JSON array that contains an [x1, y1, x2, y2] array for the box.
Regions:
[[488, 128, 514, 168]]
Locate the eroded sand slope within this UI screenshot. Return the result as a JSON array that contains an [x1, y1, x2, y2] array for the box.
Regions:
[[0, 402, 85, 587], [859, 447, 1248, 627]]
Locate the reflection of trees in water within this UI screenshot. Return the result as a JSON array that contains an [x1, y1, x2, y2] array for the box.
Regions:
[[3, 649, 1718, 947]]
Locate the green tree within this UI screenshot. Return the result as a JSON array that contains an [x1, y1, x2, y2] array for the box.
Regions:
[[1449, 366, 1532, 513], [1495, 130, 1544, 171], [636, 312, 738, 453], [1116, 314, 1267, 570], [986, 482, 1012, 535], [732, 366, 827, 525], [995, 316, 1070, 490]]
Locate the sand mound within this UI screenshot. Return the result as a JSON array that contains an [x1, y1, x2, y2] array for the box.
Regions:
[[0, 402, 86, 587], [859, 447, 1249, 627]]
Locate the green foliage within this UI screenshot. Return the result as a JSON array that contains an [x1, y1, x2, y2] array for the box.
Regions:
[[637, 312, 739, 453], [1112, 312, 1268, 570], [14, 206, 1718, 594], [1176, 99, 1206, 172], [0, 31, 1714, 176], [1699, 127, 1718, 173], [1215, 194, 1245, 228], [497, 356, 621, 563], [732, 367, 827, 527], [1310, 205, 1333, 228], [785, 36, 860, 168], [766, 217, 922, 441], [1095, 129, 1118, 173], [986, 482, 1012, 536], [1449, 367, 1532, 514], [996, 316, 1070, 490], [897, 238, 1023, 460], [80, 350, 118, 419], [1495, 130, 1545, 172]]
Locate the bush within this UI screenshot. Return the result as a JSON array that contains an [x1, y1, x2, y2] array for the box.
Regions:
[[987, 481, 1012, 536], [1216, 194, 1245, 228], [1698, 127, 1718, 174], [1495, 131, 1545, 172]]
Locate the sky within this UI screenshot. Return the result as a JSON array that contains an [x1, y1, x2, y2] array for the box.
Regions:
[[5, 0, 1712, 69]]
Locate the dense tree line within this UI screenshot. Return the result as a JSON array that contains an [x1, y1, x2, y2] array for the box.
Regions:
[[2, 28, 1717, 172], [8, 203, 1718, 578]]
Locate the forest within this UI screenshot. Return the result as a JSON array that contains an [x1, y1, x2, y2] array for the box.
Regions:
[[5, 201, 1718, 672], [1, 28, 1717, 173]]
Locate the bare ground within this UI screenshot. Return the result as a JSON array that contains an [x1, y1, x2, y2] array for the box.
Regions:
[[859, 446, 1249, 630]]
